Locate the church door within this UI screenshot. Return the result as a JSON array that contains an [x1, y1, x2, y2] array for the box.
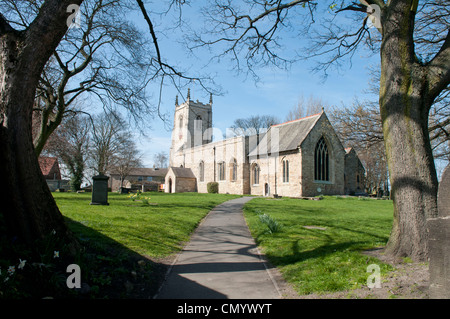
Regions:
[[168, 178, 173, 193], [264, 183, 270, 196]]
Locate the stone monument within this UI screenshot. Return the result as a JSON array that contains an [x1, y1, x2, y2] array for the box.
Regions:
[[90, 174, 109, 205], [427, 164, 450, 298]]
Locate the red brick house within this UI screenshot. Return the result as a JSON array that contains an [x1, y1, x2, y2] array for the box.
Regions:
[[38, 157, 68, 191], [39, 157, 61, 180]]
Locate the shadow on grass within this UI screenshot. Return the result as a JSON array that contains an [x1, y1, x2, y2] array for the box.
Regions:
[[63, 216, 169, 298], [64, 218, 233, 299], [266, 240, 367, 267]]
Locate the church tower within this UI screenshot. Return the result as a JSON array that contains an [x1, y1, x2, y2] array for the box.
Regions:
[[169, 89, 213, 166]]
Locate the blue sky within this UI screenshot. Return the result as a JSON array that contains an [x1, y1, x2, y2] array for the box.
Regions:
[[130, 2, 381, 167]]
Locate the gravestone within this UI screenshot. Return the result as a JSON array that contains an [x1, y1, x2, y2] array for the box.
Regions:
[[427, 164, 450, 298], [90, 174, 109, 205]]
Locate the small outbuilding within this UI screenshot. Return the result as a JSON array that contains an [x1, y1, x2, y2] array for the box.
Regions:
[[164, 167, 197, 193]]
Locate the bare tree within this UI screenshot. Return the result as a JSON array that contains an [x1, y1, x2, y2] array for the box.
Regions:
[[0, 0, 84, 253], [111, 139, 143, 189], [0, 0, 207, 252], [22, 0, 159, 156], [329, 100, 388, 192], [153, 151, 168, 168], [89, 111, 128, 175], [230, 114, 279, 136], [44, 114, 91, 191], [285, 95, 328, 121], [188, 0, 450, 261]]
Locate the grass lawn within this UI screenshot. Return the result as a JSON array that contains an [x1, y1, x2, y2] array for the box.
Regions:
[[243, 196, 395, 296], [56, 191, 241, 258], [50, 191, 240, 298]]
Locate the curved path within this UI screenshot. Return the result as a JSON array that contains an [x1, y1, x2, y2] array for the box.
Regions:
[[155, 196, 283, 299]]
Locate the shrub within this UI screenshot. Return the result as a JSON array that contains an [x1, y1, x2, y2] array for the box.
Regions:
[[207, 182, 219, 194]]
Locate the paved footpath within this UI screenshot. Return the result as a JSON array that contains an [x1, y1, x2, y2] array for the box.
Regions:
[[155, 196, 282, 299]]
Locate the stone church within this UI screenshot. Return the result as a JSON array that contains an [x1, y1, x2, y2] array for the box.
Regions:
[[165, 90, 365, 197]]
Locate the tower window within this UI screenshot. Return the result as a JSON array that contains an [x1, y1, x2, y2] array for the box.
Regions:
[[179, 115, 183, 129], [315, 136, 329, 181], [196, 115, 202, 130]]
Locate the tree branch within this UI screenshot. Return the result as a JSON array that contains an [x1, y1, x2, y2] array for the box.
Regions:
[[0, 13, 18, 35], [427, 29, 450, 102], [135, 0, 162, 64]]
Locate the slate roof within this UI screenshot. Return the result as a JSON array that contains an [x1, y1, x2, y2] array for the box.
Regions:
[[169, 167, 196, 179], [249, 112, 322, 156], [110, 167, 168, 177]]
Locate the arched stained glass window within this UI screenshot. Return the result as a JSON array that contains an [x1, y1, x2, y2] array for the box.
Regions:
[[315, 137, 329, 181]]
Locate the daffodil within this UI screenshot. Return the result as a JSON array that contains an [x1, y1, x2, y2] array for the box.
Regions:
[[18, 259, 26, 270], [54, 251, 59, 258]]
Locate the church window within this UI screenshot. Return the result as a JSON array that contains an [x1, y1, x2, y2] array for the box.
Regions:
[[179, 115, 183, 128], [282, 160, 289, 183], [218, 161, 226, 181], [196, 115, 202, 130], [315, 136, 329, 181], [230, 158, 237, 181], [199, 161, 205, 182], [252, 163, 260, 185]]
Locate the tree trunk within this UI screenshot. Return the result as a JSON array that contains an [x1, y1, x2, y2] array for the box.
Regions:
[[380, 1, 439, 261], [0, 0, 83, 256]]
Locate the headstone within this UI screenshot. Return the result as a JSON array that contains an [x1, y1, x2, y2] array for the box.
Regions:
[[438, 165, 450, 217], [119, 187, 129, 194], [90, 174, 109, 205], [427, 164, 450, 298]]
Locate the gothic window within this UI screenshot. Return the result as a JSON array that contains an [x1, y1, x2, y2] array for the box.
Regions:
[[218, 161, 226, 181], [315, 136, 329, 181], [179, 115, 183, 128], [230, 158, 237, 181], [252, 163, 260, 185], [282, 160, 289, 183], [199, 161, 205, 182], [196, 115, 202, 130]]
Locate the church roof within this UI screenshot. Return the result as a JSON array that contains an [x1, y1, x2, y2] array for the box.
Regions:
[[110, 167, 168, 177], [249, 112, 322, 156], [169, 167, 196, 179], [38, 156, 61, 180]]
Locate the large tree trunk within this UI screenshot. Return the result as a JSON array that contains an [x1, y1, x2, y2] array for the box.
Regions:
[[380, 1, 439, 262], [0, 1, 83, 256]]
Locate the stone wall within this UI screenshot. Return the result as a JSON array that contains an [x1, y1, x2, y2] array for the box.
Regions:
[[299, 114, 345, 197], [344, 148, 365, 195], [249, 150, 302, 197], [164, 169, 197, 193], [173, 136, 249, 194]]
